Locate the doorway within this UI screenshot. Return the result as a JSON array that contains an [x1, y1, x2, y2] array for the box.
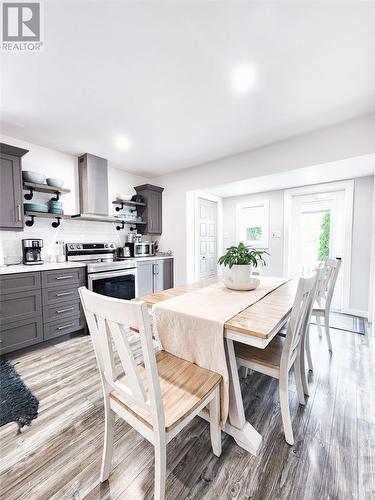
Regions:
[[198, 198, 217, 280], [284, 181, 354, 313]]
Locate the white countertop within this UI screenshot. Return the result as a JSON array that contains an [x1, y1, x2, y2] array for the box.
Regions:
[[0, 256, 173, 275], [135, 255, 173, 263], [0, 262, 86, 275]]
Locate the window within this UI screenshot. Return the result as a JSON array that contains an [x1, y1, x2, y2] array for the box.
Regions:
[[236, 200, 269, 249]]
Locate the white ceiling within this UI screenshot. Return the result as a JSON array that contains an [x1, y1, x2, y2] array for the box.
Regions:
[[2, 1, 375, 177]]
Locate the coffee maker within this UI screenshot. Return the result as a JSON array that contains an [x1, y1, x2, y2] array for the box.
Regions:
[[22, 239, 43, 265]]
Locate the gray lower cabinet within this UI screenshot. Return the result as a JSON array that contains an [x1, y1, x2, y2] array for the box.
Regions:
[[0, 143, 28, 230], [44, 316, 85, 341], [0, 267, 86, 354], [42, 285, 81, 305], [153, 259, 174, 292], [0, 317, 43, 354], [0, 289, 42, 325], [136, 258, 174, 297], [0, 271, 41, 294], [41, 267, 85, 288], [136, 261, 154, 296]]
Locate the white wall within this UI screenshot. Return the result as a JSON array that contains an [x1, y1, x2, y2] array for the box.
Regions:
[[0, 135, 149, 264], [153, 114, 375, 285], [222, 176, 374, 314], [223, 190, 284, 278]]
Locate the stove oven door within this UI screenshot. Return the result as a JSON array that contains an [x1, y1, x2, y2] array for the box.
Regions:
[[88, 269, 136, 300]]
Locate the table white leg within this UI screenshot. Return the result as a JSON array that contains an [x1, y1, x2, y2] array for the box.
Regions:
[[225, 338, 262, 455]]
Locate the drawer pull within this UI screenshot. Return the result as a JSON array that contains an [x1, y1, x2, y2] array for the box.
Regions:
[[57, 323, 75, 330], [57, 307, 75, 314], [56, 275, 73, 280], [56, 291, 74, 297]]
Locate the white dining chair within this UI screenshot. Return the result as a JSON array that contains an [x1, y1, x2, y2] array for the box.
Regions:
[[306, 258, 341, 369], [234, 274, 317, 445], [79, 287, 222, 500]]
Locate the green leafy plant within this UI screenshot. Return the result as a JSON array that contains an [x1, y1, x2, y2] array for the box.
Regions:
[[318, 211, 330, 261], [218, 242, 269, 269]]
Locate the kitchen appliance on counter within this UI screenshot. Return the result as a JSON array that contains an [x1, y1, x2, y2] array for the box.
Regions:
[[117, 246, 132, 258], [134, 241, 155, 257], [66, 242, 136, 300], [22, 239, 43, 265]]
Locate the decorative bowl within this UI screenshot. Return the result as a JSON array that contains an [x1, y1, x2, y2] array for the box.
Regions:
[[22, 171, 46, 184], [46, 178, 64, 189], [24, 203, 48, 213], [116, 193, 132, 201]]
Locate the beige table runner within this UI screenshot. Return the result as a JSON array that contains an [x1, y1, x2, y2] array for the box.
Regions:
[[152, 276, 289, 426]]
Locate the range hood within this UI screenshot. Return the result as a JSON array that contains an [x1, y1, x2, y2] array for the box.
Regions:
[[72, 153, 118, 222]]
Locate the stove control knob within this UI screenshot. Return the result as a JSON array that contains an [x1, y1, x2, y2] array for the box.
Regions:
[[69, 244, 75, 250], [77, 244, 82, 249], [105, 243, 109, 248], [110, 243, 115, 248]]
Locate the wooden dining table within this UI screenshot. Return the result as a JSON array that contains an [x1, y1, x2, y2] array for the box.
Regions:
[[137, 276, 298, 456]]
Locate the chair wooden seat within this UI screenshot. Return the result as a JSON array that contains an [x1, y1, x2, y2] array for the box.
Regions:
[[235, 335, 285, 371], [111, 350, 221, 432]]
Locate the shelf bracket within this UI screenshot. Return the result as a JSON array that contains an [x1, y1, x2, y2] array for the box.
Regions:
[[51, 191, 60, 202], [24, 187, 34, 201], [52, 217, 62, 228], [115, 201, 124, 212], [116, 220, 126, 231], [129, 226, 137, 232], [25, 214, 35, 227]]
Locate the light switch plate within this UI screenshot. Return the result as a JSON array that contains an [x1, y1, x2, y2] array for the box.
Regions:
[[272, 230, 281, 238]]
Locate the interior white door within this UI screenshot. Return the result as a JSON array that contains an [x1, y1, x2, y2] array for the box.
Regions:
[[198, 198, 217, 280], [289, 191, 345, 310]]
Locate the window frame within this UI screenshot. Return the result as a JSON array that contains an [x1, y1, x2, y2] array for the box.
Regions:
[[236, 199, 270, 249]]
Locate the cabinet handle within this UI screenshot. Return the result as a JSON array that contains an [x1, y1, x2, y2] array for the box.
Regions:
[[56, 275, 73, 280], [16, 204, 22, 222], [56, 291, 74, 297], [57, 323, 75, 330], [56, 306, 75, 314]]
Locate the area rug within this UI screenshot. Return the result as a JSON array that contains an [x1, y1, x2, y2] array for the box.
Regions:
[[311, 312, 366, 335], [0, 359, 39, 432]]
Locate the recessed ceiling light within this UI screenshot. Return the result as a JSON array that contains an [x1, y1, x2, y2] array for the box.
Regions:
[[114, 135, 132, 151], [231, 63, 256, 94]]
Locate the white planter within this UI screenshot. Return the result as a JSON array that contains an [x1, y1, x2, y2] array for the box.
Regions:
[[223, 264, 260, 291]]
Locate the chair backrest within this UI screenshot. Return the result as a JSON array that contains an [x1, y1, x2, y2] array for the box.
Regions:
[[282, 273, 318, 369], [316, 258, 341, 309], [79, 287, 164, 430]]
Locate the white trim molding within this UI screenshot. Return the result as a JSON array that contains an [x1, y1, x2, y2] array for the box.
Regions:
[[369, 173, 375, 325], [283, 180, 354, 314]]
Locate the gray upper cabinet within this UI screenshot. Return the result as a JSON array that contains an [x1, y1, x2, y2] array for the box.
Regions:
[[134, 184, 164, 235], [0, 143, 28, 230]]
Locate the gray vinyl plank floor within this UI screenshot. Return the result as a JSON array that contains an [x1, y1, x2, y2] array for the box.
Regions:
[[0, 324, 374, 499]]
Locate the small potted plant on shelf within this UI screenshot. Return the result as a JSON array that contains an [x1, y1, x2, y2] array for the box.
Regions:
[[218, 242, 269, 290]]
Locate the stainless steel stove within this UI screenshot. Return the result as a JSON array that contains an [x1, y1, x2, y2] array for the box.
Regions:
[[66, 242, 137, 300]]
